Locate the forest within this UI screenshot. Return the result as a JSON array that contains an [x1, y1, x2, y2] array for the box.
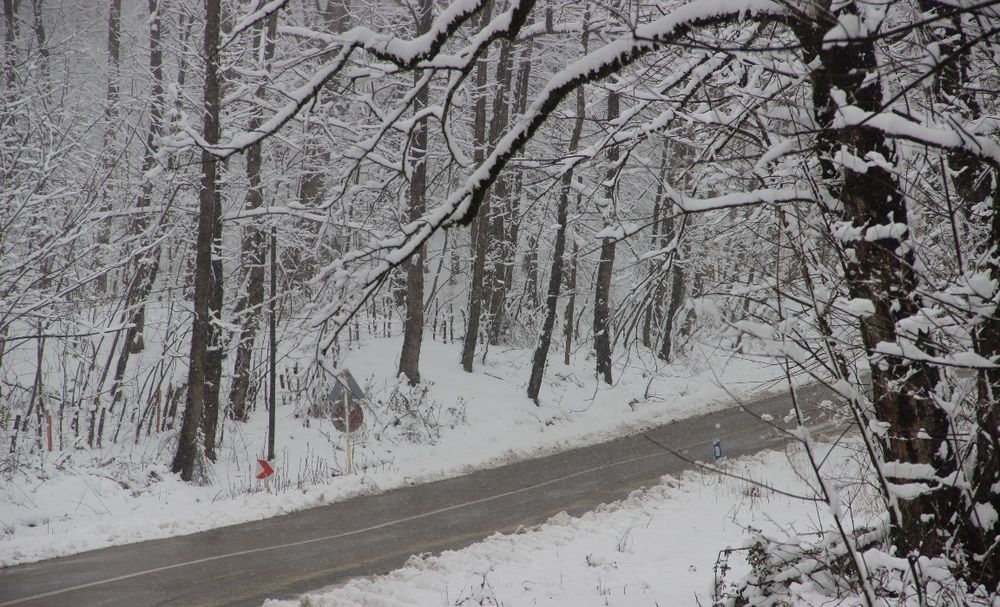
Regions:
[[3, 0, 1000, 603]]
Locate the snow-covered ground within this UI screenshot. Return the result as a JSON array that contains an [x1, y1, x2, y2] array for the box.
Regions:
[[261, 441, 876, 607], [0, 335, 797, 567]]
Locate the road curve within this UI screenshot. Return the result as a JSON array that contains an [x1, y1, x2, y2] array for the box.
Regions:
[[0, 383, 837, 607]]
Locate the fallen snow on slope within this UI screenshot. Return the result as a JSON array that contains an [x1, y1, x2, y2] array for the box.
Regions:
[[1, 336, 795, 566]]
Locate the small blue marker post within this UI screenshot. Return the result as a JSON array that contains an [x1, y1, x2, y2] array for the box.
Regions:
[[713, 439, 723, 461]]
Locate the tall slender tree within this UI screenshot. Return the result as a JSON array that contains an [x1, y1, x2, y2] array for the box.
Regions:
[[398, 0, 433, 385], [228, 13, 278, 421], [459, 0, 494, 373], [593, 82, 619, 385], [172, 0, 223, 480], [527, 15, 589, 403]]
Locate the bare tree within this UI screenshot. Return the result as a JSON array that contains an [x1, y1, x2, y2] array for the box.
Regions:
[[172, 0, 223, 480], [527, 18, 588, 403], [592, 82, 619, 385], [398, 0, 434, 385], [228, 12, 277, 421], [459, 0, 494, 373]]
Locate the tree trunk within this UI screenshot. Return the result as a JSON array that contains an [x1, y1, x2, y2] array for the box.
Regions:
[[96, 0, 123, 293], [107, 0, 166, 415], [804, 2, 952, 558], [657, 226, 685, 363], [482, 40, 515, 347], [563, 236, 579, 366], [29, 0, 48, 80], [500, 40, 535, 320], [486, 34, 534, 345], [172, 0, 222, 481], [522, 229, 539, 309], [643, 145, 669, 349], [2, 0, 15, 87], [228, 13, 277, 421], [398, 0, 433, 386], [527, 17, 588, 403], [920, 0, 1000, 584], [286, 1, 352, 288], [593, 84, 619, 385], [459, 0, 494, 373]]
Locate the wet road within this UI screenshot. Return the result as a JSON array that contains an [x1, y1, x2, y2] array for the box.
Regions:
[[0, 383, 840, 607]]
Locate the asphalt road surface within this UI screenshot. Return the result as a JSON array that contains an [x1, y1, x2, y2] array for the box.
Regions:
[[0, 383, 841, 607]]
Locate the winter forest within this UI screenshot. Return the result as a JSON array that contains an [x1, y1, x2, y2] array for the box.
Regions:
[[3, 0, 1000, 604]]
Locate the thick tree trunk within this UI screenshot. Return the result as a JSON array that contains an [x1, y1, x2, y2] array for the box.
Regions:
[[593, 85, 619, 385], [172, 0, 222, 481], [460, 0, 493, 373], [398, 0, 433, 386], [805, 2, 952, 558], [228, 14, 277, 421]]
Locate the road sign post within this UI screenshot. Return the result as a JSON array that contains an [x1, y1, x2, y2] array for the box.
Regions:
[[331, 369, 365, 475], [343, 388, 353, 474]]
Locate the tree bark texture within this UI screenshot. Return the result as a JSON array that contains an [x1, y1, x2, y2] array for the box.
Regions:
[[657, 215, 684, 363], [593, 85, 619, 385], [564, 236, 579, 367], [2, 0, 15, 86], [172, 0, 222, 481], [920, 0, 1000, 584], [107, 0, 166, 416], [398, 0, 433, 386], [527, 82, 586, 404], [460, 0, 494, 373], [806, 2, 953, 558], [96, 0, 122, 293], [228, 13, 277, 421]]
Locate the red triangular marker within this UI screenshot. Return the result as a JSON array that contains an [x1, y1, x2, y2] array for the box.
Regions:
[[256, 459, 274, 480]]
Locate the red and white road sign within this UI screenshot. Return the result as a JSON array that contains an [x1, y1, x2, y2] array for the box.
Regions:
[[256, 459, 274, 480]]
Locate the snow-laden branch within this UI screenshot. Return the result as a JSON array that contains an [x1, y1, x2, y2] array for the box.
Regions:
[[665, 185, 813, 212], [219, 0, 287, 52], [834, 104, 1000, 168], [177, 1, 532, 162], [873, 341, 998, 369], [307, 0, 788, 349]]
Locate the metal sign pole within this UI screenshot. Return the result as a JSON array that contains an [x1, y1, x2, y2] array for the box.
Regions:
[[267, 225, 277, 462], [343, 388, 353, 474]]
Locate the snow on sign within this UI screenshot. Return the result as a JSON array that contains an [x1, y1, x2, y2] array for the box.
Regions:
[[256, 459, 274, 480], [330, 369, 365, 432]]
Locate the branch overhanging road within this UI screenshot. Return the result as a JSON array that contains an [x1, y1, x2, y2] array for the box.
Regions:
[[0, 383, 843, 607]]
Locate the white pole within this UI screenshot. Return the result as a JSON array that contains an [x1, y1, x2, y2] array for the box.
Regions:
[[343, 387, 353, 474]]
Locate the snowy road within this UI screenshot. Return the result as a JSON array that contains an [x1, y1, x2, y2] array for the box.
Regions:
[[0, 384, 838, 607]]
